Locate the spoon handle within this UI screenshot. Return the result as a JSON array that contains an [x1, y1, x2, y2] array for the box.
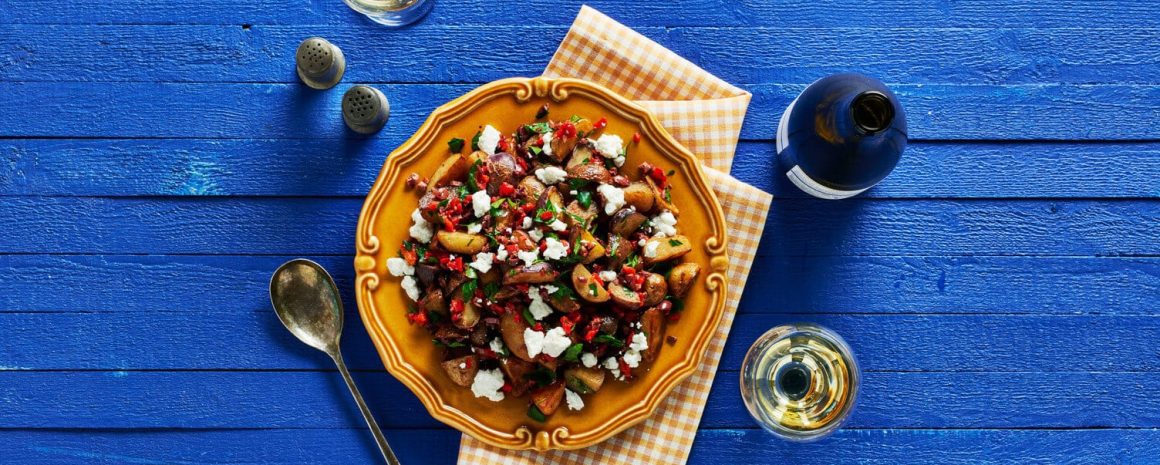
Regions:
[[334, 351, 401, 465]]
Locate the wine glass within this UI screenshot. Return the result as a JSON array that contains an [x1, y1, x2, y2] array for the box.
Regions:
[[343, 0, 434, 27]]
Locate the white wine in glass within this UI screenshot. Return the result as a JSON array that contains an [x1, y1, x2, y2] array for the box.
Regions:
[[740, 323, 859, 441], [343, 0, 434, 27]]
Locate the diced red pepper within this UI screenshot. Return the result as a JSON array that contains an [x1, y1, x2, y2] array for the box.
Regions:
[[632, 132, 641, 144], [539, 210, 553, 221], [650, 167, 667, 186], [400, 248, 418, 266], [619, 358, 632, 378], [557, 121, 577, 139], [593, 117, 607, 130], [501, 382, 513, 393], [533, 322, 544, 331], [621, 266, 636, 275], [442, 218, 455, 231], [498, 182, 515, 197], [407, 310, 429, 326]]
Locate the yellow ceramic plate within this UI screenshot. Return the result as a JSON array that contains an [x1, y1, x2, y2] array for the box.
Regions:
[[355, 77, 729, 451]]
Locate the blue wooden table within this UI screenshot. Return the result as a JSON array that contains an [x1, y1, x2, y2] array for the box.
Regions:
[[2, 1, 1158, 463]]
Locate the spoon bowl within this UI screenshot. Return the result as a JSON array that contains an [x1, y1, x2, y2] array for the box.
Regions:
[[269, 258, 401, 464], [270, 259, 344, 354]]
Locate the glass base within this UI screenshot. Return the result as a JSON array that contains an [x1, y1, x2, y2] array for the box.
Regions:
[[343, 0, 434, 27]]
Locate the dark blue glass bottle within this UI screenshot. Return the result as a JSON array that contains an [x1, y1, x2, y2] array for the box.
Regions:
[[776, 73, 907, 199]]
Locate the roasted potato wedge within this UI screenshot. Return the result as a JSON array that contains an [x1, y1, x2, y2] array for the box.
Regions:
[[667, 262, 701, 298], [640, 307, 665, 362], [641, 272, 668, 307], [453, 294, 481, 329], [566, 163, 612, 184], [564, 366, 606, 394], [572, 264, 610, 303], [622, 182, 656, 213], [571, 226, 606, 264], [547, 290, 581, 313], [418, 288, 448, 316], [644, 176, 679, 215], [415, 263, 440, 288], [565, 144, 596, 170], [500, 311, 533, 362], [518, 175, 547, 201], [503, 262, 559, 285], [427, 153, 476, 193], [608, 281, 643, 309], [531, 382, 566, 416], [565, 200, 598, 229], [609, 207, 647, 237], [500, 357, 535, 397], [536, 186, 566, 221], [441, 355, 479, 387], [643, 235, 692, 265], [486, 152, 524, 196], [605, 234, 633, 269], [435, 230, 487, 255]]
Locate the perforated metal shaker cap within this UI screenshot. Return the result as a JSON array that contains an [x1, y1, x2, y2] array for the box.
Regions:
[[295, 37, 345, 90], [342, 85, 390, 135]]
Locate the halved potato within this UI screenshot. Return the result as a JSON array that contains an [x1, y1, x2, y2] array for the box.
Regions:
[[499, 312, 533, 362], [503, 262, 559, 285], [640, 307, 664, 363], [441, 355, 479, 387], [436, 230, 487, 255], [565, 144, 596, 170], [426, 152, 478, 193], [641, 272, 668, 307], [531, 382, 565, 415], [667, 262, 701, 298], [642, 235, 692, 266], [609, 207, 647, 237], [453, 294, 481, 329], [518, 175, 547, 200], [572, 264, 610, 303], [500, 357, 535, 396], [567, 163, 612, 184], [571, 226, 606, 264], [644, 176, 679, 215], [564, 366, 606, 394], [607, 281, 643, 309], [622, 182, 656, 213]]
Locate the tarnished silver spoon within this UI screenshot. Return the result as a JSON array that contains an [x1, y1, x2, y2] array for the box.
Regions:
[[270, 259, 401, 465]]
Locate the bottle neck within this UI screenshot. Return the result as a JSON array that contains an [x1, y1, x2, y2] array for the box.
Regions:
[[850, 91, 894, 135]]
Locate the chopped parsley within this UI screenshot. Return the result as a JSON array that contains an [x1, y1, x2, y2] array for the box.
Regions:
[[525, 122, 550, 134], [432, 339, 465, 349], [576, 190, 593, 209], [594, 334, 624, 348], [570, 115, 582, 123], [527, 404, 547, 422], [483, 282, 501, 299], [466, 161, 481, 191], [567, 178, 590, 190], [668, 239, 683, 247], [461, 279, 478, 299], [667, 169, 676, 177], [522, 308, 537, 326], [471, 131, 482, 151], [626, 254, 641, 268], [524, 366, 556, 387], [561, 343, 584, 362], [530, 145, 543, 156], [448, 137, 465, 153], [588, 283, 598, 296]]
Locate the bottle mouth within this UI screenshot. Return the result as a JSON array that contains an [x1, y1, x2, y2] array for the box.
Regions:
[[776, 363, 812, 401], [851, 91, 894, 134]]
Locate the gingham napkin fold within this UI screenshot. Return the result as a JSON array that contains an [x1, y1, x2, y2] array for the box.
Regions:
[[459, 6, 773, 464]]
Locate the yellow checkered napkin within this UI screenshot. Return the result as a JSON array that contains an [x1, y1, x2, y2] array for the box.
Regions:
[[459, 6, 773, 464]]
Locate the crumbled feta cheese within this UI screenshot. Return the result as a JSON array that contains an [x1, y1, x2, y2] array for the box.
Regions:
[[471, 189, 490, 218], [401, 276, 421, 302], [569, 190, 578, 195], [524, 328, 545, 357], [489, 338, 505, 353], [535, 166, 568, 185], [637, 238, 647, 247], [598, 270, 617, 282], [470, 368, 506, 402], [623, 349, 642, 368], [521, 216, 533, 229], [543, 284, 558, 294], [594, 134, 625, 167], [386, 257, 414, 277], [644, 240, 659, 258], [596, 183, 626, 215], [548, 219, 568, 232], [603, 357, 623, 380], [517, 249, 539, 266], [528, 287, 553, 320], [629, 331, 649, 352], [651, 211, 678, 237], [565, 389, 585, 411], [541, 130, 554, 156], [479, 125, 502, 155], [409, 209, 434, 243], [470, 252, 495, 273], [581, 352, 598, 368], [543, 237, 568, 260], [467, 222, 483, 234], [528, 228, 544, 242], [496, 247, 509, 261], [459, 362, 467, 369], [541, 327, 572, 357]]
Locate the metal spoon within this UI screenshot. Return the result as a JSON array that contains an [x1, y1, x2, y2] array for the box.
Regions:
[[270, 259, 401, 465]]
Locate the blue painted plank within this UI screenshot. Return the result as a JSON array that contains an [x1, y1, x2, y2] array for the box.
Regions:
[[2, 82, 1158, 140], [1, 197, 1154, 256], [1, 255, 1155, 316], [3, 312, 1160, 372], [3, 370, 1160, 429], [3, 139, 1158, 198], [6, 25, 1159, 85], [4, 428, 1160, 465], [3, 0, 1159, 28]]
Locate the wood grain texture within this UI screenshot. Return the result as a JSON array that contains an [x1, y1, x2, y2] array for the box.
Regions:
[[1, 255, 1155, 316], [6, 428, 1158, 465], [3, 139, 1158, 198], [2, 197, 1154, 256], [3, 312, 1160, 372], [5, 25, 1159, 85], [4, 370, 1160, 429], [1, 82, 1158, 141], [3, 0, 1159, 28]]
